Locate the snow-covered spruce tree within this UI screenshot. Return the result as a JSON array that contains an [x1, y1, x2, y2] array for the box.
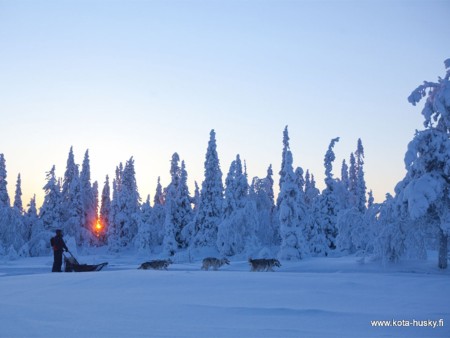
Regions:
[[303, 169, 328, 256], [367, 190, 374, 208], [305, 199, 329, 256], [154, 176, 165, 205], [348, 152, 357, 207], [20, 194, 32, 244], [39, 165, 62, 231], [92, 181, 98, 218], [193, 130, 223, 249], [250, 165, 278, 247], [149, 177, 166, 247], [0, 156, 26, 257], [181, 181, 201, 248], [80, 150, 97, 244], [107, 169, 121, 252], [0, 155, 11, 254], [385, 59, 450, 269], [336, 139, 370, 254], [192, 181, 200, 212], [217, 155, 257, 256], [318, 137, 340, 250], [163, 154, 193, 255], [60, 147, 83, 244], [304, 170, 320, 208], [338, 160, 351, 209], [135, 195, 153, 254], [25, 195, 50, 256], [0, 154, 10, 208], [276, 126, 290, 208], [12, 173, 29, 252], [112, 157, 141, 250], [278, 150, 308, 260], [99, 175, 111, 245], [13, 174, 23, 213], [341, 160, 349, 191], [177, 160, 193, 248], [355, 139, 367, 212], [162, 154, 179, 256]]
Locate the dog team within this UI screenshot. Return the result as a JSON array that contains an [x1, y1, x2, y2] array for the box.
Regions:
[[137, 257, 282, 272]]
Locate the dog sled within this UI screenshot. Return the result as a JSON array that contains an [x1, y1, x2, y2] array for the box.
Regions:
[[63, 252, 108, 272]]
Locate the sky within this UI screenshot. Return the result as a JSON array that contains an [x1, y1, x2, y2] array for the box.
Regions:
[[0, 0, 449, 208]]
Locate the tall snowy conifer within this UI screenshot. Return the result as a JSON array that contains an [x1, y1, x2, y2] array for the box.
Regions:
[[304, 170, 320, 208], [93, 181, 98, 216], [61, 147, 83, 242], [192, 181, 200, 212], [39, 166, 61, 230], [355, 139, 367, 212], [148, 177, 165, 248], [25, 195, 48, 256], [250, 165, 278, 246], [341, 160, 349, 190], [99, 175, 111, 244], [114, 157, 141, 248], [278, 150, 308, 260], [193, 130, 223, 249], [177, 160, 193, 247], [154, 176, 165, 206], [338, 160, 351, 209], [217, 155, 256, 256], [319, 137, 340, 250], [13, 174, 23, 213], [135, 195, 154, 253], [108, 179, 119, 250], [108, 164, 123, 251], [348, 153, 357, 207], [163, 154, 179, 256], [163, 153, 194, 255], [367, 190, 374, 208], [22, 195, 36, 243], [0, 154, 10, 208], [0, 154, 12, 255], [277, 126, 290, 208], [80, 150, 97, 241]]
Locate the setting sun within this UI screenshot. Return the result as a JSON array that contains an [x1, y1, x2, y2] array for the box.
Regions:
[[94, 220, 102, 235], [95, 221, 102, 230]]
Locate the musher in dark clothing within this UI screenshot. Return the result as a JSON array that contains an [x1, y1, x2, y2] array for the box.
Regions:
[[50, 229, 68, 272]]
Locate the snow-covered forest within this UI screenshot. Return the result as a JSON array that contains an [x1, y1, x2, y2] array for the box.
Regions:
[[1, 60, 449, 269]]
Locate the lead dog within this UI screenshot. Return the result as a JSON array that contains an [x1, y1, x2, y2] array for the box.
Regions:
[[138, 259, 172, 270], [248, 258, 281, 272], [201, 257, 230, 271]]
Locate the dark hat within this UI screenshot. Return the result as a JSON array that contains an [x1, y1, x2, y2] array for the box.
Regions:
[[56, 229, 62, 234]]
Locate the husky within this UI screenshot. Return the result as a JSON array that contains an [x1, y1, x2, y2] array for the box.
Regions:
[[201, 257, 230, 271], [138, 259, 173, 270], [248, 258, 281, 272]]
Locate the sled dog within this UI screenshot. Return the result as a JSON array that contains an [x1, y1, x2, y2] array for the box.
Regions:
[[201, 257, 230, 271], [248, 258, 281, 272], [138, 259, 172, 270]]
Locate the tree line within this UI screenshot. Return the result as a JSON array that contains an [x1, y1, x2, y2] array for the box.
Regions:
[[0, 60, 448, 269]]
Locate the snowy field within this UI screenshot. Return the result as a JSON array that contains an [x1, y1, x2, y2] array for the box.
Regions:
[[1, 253, 449, 338]]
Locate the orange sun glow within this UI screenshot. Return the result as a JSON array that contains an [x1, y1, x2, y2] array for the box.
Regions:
[[95, 220, 102, 231]]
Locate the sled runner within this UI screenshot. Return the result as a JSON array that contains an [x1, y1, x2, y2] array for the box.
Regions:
[[63, 252, 108, 272]]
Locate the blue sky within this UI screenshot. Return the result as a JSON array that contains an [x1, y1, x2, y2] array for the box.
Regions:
[[0, 0, 449, 207]]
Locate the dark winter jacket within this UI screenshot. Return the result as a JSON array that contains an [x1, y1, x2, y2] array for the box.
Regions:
[[50, 235, 68, 252]]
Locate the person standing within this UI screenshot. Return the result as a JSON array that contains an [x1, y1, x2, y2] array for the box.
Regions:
[[50, 229, 68, 272]]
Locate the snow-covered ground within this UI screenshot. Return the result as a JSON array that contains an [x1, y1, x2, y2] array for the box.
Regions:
[[1, 252, 449, 338]]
